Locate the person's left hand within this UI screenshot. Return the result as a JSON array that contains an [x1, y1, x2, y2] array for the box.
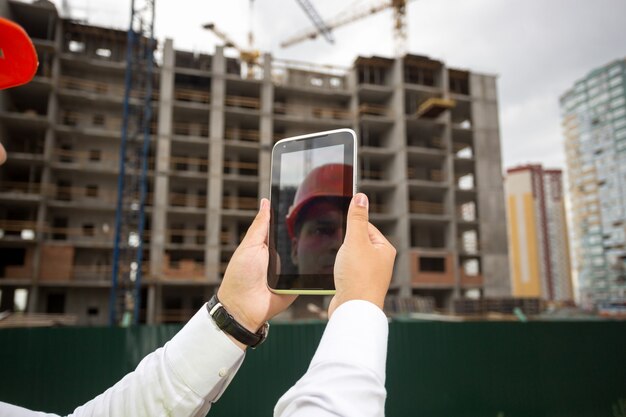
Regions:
[[217, 199, 297, 347]]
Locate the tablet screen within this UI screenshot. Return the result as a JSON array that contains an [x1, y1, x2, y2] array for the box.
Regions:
[[268, 130, 355, 291]]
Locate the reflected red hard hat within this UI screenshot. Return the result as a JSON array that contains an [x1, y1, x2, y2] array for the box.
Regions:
[[0, 17, 39, 90], [285, 163, 353, 239]]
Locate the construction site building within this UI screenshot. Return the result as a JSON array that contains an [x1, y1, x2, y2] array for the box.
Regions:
[[504, 165, 574, 302], [560, 58, 626, 310], [0, 0, 510, 324]]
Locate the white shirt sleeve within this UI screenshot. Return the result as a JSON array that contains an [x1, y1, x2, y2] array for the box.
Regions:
[[0, 303, 245, 417], [273, 300, 389, 417]]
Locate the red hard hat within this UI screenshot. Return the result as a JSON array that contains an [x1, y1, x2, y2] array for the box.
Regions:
[[285, 163, 353, 239], [0, 18, 39, 90]]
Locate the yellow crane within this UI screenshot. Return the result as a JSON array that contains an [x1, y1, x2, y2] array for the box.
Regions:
[[281, 0, 417, 56], [202, 0, 260, 78]]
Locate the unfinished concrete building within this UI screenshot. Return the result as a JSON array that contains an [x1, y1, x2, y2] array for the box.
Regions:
[[0, 0, 510, 324]]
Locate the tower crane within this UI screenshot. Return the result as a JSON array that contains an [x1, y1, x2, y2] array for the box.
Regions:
[[281, 0, 417, 56], [294, 0, 334, 45], [109, 0, 156, 326], [202, 0, 260, 78]]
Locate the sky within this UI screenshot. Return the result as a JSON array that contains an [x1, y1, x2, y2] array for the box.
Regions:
[[55, 0, 626, 170]]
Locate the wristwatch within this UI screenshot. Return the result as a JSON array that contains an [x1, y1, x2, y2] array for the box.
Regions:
[[207, 294, 269, 349]]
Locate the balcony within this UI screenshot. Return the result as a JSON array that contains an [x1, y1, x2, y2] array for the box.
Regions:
[[174, 88, 211, 105], [172, 121, 209, 138], [0, 181, 43, 203], [0, 220, 39, 243], [274, 102, 351, 124], [225, 95, 260, 111], [169, 155, 208, 176], [167, 227, 206, 249], [409, 201, 446, 216], [407, 167, 445, 184], [223, 159, 259, 178], [72, 263, 149, 283], [222, 196, 258, 212], [358, 103, 393, 120], [162, 253, 205, 281], [59, 111, 123, 135], [46, 224, 116, 246], [0, 109, 48, 129], [58, 76, 159, 101], [168, 189, 206, 209], [224, 127, 260, 143], [51, 148, 119, 172]]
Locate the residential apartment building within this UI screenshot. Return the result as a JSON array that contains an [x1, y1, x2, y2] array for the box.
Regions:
[[561, 58, 626, 309], [505, 165, 573, 302], [0, 0, 510, 324]]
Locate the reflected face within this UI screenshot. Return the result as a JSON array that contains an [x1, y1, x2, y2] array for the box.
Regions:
[[290, 200, 345, 275]]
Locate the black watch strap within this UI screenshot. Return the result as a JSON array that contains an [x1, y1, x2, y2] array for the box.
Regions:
[[207, 295, 269, 348]]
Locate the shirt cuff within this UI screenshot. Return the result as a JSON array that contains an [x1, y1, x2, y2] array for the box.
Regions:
[[310, 300, 389, 383], [165, 303, 245, 400]]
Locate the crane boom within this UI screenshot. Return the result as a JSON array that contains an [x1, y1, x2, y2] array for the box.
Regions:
[[281, 1, 391, 48], [294, 0, 334, 44], [203, 22, 242, 51], [202, 21, 260, 78], [281, 0, 416, 56]]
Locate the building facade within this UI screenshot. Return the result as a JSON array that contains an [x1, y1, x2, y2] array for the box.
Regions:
[[560, 58, 626, 309], [0, 0, 510, 324], [505, 165, 573, 302]]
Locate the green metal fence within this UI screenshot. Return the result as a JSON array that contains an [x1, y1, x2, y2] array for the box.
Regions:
[[1, 320, 625, 417]]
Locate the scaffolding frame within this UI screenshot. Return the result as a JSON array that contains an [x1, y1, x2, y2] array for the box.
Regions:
[[109, 0, 156, 326]]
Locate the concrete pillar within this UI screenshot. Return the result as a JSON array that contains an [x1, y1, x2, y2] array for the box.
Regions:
[[148, 38, 175, 323], [441, 66, 460, 300], [258, 53, 274, 200], [347, 68, 359, 134], [205, 46, 226, 283], [470, 74, 511, 297], [390, 58, 411, 297], [28, 18, 63, 313]]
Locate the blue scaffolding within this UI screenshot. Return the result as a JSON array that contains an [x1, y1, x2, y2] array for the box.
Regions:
[[109, 0, 156, 326]]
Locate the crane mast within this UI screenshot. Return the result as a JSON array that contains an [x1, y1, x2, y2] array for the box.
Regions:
[[109, 0, 155, 326]]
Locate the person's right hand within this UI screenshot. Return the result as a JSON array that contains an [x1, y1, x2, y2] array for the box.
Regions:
[[329, 193, 396, 317]]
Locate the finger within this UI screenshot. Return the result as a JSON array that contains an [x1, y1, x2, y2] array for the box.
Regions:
[[344, 193, 369, 241], [241, 198, 270, 245]]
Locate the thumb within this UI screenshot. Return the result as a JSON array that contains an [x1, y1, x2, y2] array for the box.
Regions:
[[345, 193, 369, 241], [241, 198, 270, 245]]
